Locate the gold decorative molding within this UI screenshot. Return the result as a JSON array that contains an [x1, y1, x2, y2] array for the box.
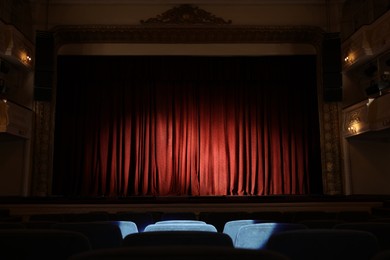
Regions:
[[342, 10, 390, 71], [368, 93, 390, 131], [32, 101, 53, 196], [321, 103, 343, 195], [0, 100, 32, 139], [140, 4, 232, 25], [342, 100, 370, 137], [0, 22, 34, 69]]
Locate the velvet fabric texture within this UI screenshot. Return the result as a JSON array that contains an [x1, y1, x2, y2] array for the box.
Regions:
[[53, 55, 322, 197]]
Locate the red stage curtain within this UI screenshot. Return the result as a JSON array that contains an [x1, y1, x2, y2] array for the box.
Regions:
[[53, 56, 322, 197]]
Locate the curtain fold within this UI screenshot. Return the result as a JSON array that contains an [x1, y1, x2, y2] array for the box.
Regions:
[[53, 55, 322, 197]]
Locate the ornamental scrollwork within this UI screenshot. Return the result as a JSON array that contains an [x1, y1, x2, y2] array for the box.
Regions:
[[140, 4, 232, 25]]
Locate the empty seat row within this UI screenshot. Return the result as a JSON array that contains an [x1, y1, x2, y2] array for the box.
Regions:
[[3, 217, 390, 251], [0, 229, 92, 260], [2, 219, 390, 260], [0, 228, 383, 260], [266, 229, 379, 260], [69, 246, 289, 260], [0, 229, 235, 259], [0, 221, 138, 249]]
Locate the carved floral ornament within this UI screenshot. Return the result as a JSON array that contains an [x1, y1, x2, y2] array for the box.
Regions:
[[342, 10, 390, 71], [52, 4, 324, 47], [0, 24, 33, 69], [140, 4, 232, 25]]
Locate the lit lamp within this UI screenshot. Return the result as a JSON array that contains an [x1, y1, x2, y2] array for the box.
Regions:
[[20, 50, 32, 65]]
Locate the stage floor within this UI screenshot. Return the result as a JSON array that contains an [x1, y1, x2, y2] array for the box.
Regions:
[[1, 195, 389, 219], [1, 194, 390, 203]]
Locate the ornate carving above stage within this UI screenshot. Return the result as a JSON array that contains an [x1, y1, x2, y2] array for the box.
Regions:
[[32, 4, 344, 196]]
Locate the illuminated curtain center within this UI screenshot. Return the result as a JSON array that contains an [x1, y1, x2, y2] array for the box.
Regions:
[[53, 55, 322, 197]]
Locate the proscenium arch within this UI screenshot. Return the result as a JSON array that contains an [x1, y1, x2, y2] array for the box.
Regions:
[[32, 23, 343, 196]]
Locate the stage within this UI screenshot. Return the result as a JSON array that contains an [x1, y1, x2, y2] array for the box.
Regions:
[[1, 195, 389, 221]]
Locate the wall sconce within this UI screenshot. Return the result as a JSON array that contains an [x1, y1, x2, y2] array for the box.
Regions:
[[20, 51, 32, 65], [347, 125, 357, 134], [344, 52, 356, 65]]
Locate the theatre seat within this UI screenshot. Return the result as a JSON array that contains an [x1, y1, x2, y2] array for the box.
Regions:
[[155, 220, 206, 225], [160, 212, 198, 221], [123, 231, 233, 247], [69, 245, 290, 260], [333, 222, 390, 250], [52, 221, 137, 249], [144, 223, 217, 232], [0, 229, 91, 260], [234, 222, 308, 249], [266, 229, 379, 260], [223, 219, 268, 242], [199, 212, 246, 232], [111, 212, 154, 232]]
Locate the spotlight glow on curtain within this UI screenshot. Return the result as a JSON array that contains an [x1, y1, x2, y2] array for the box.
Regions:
[[53, 55, 322, 197]]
